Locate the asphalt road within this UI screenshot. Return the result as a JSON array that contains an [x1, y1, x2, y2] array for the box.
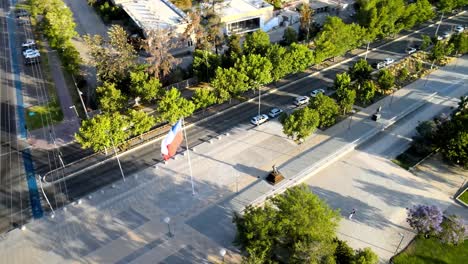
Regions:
[[10, 11, 468, 231]]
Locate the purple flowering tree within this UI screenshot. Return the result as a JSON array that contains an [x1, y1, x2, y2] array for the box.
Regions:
[[406, 205, 443, 237], [440, 215, 467, 245]]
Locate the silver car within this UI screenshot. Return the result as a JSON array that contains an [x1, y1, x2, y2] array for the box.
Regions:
[[294, 96, 310, 106], [250, 114, 269, 125], [268, 108, 283, 118], [310, 89, 325, 97]]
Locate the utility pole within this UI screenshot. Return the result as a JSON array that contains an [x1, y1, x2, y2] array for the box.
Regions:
[[110, 136, 125, 182], [258, 85, 261, 120], [434, 12, 444, 37]]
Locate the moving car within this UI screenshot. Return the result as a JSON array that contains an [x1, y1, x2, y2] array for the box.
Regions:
[[294, 96, 310, 106], [405, 47, 417, 54], [384, 58, 395, 65], [23, 49, 40, 57], [250, 114, 269, 125], [455, 25, 464, 33], [268, 108, 283, 118], [21, 39, 36, 51], [310, 89, 325, 97]]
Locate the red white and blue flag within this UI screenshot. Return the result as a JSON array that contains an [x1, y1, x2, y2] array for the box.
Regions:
[[161, 119, 183, 160]]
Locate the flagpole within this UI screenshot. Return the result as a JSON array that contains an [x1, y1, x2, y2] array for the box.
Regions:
[[182, 118, 196, 195]]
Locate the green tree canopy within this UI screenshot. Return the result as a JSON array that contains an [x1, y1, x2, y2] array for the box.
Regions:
[[75, 112, 130, 152], [129, 65, 162, 102], [334, 72, 351, 91], [211, 67, 250, 102], [96, 82, 127, 113], [266, 44, 293, 81], [234, 54, 273, 88], [358, 80, 377, 105], [127, 109, 156, 136], [191, 88, 217, 111], [350, 58, 373, 83], [377, 69, 395, 92], [288, 43, 315, 73], [234, 185, 340, 263], [282, 27, 298, 46], [223, 34, 243, 67], [336, 87, 356, 115], [243, 30, 271, 56], [310, 93, 340, 127], [449, 32, 468, 54], [157, 88, 195, 123], [281, 107, 320, 141], [193, 49, 222, 82]]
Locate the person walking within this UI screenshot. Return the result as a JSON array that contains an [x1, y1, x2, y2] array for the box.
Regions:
[[349, 209, 356, 220]]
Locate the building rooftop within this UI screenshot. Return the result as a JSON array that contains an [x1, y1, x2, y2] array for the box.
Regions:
[[115, 0, 187, 34], [216, 0, 273, 20]]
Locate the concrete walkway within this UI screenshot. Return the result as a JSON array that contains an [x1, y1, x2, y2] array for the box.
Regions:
[[0, 57, 466, 263]]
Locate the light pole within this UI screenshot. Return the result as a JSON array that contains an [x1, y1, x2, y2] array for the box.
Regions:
[[69, 105, 79, 117], [257, 85, 261, 122], [434, 12, 444, 38], [39, 175, 55, 218], [219, 248, 227, 263], [164, 216, 173, 237], [364, 41, 370, 60], [109, 136, 126, 182], [395, 233, 405, 254], [71, 74, 89, 119]]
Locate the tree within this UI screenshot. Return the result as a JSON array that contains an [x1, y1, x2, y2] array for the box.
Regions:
[[288, 43, 315, 73], [144, 28, 180, 80], [172, 0, 191, 10], [234, 54, 273, 89], [234, 185, 340, 263], [211, 67, 249, 103], [42, 3, 77, 49], [183, 10, 204, 48], [350, 58, 372, 83], [243, 30, 271, 56], [223, 34, 242, 67], [334, 72, 351, 91], [358, 80, 376, 105], [412, 120, 438, 155], [85, 25, 137, 84], [310, 94, 340, 128], [439, 215, 467, 245], [430, 40, 454, 62], [192, 49, 221, 82], [377, 69, 395, 92], [406, 205, 443, 236], [192, 88, 217, 111], [266, 44, 293, 81], [353, 248, 379, 264], [299, 3, 313, 42], [157, 88, 195, 123], [443, 131, 468, 168], [421, 34, 433, 50], [334, 239, 355, 264], [75, 112, 130, 152], [281, 107, 320, 141], [127, 109, 156, 136], [129, 66, 162, 102], [449, 32, 468, 54], [336, 87, 356, 115], [282, 27, 298, 46], [96, 82, 127, 113]]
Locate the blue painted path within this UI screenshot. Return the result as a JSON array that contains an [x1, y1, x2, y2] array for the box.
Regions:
[[7, 0, 43, 218]]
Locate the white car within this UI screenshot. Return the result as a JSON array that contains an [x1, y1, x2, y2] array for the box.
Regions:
[[21, 39, 36, 51], [437, 35, 444, 41], [405, 47, 417, 54], [294, 96, 310, 106], [23, 49, 39, 57], [268, 108, 283, 118], [455, 25, 464, 33], [442, 31, 451, 39], [384, 58, 395, 65], [250, 114, 269, 125], [310, 89, 325, 97]]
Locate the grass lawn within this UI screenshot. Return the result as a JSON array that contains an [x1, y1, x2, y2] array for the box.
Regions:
[[458, 189, 468, 204], [25, 101, 63, 130], [393, 236, 468, 264]]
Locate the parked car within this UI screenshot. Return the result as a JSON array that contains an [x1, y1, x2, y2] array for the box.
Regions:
[[294, 96, 310, 106], [455, 25, 464, 33], [384, 58, 395, 65], [22, 49, 40, 57], [405, 47, 417, 54], [268, 108, 283, 118], [374, 61, 386, 69], [310, 89, 325, 97], [250, 114, 269, 125], [442, 31, 451, 39], [437, 35, 444, 41], [15, 9, 29, 18], [21, 39, 36, 51]]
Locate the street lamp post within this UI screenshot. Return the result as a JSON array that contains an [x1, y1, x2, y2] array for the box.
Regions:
[[434, 12, 444, 38], [395, 233, 405, 254], [109, 136, 126, 182], [69, 105, 79, 117], [164, 216, 173, 237], [257, 85, 261, 123], [364, 41, 370, 60], [219, 248, 227, 262], [71, 74, 89, 119], [39, 175, 55, 218]]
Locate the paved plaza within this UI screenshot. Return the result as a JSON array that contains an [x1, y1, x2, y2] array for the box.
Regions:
[[0, 56, 467, 263]]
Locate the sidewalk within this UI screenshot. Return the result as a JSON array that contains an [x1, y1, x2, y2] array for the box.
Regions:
[[0, 56, 465, 264]]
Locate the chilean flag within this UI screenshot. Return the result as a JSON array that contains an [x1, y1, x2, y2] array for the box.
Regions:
[[161, 119, 183, 160]]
